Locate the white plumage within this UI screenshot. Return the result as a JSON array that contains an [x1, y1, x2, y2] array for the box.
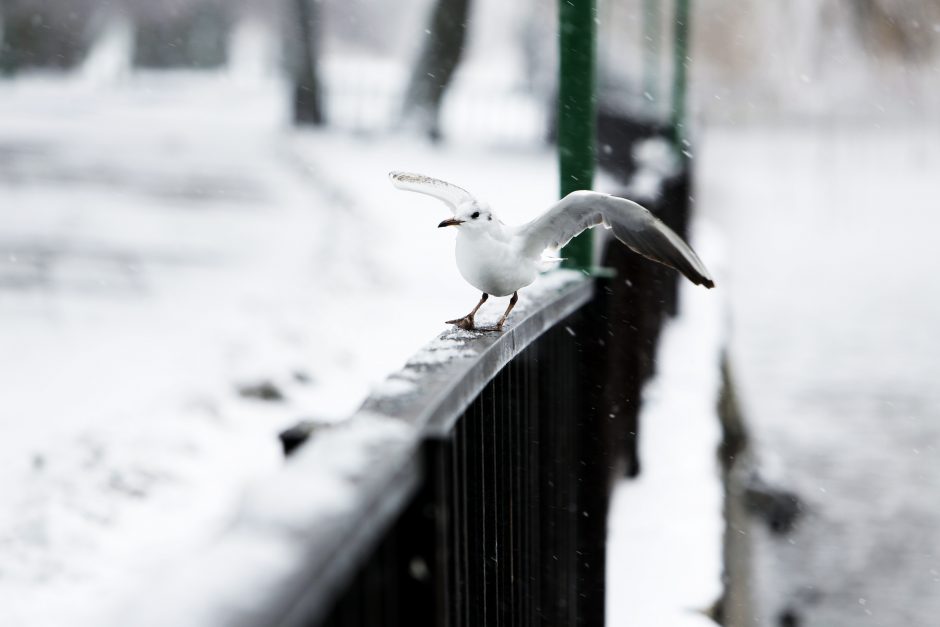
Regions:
[[390, 171, 714, 331]]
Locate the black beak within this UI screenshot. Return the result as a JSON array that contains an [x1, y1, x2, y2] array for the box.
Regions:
[[438, 218, 464, 228]]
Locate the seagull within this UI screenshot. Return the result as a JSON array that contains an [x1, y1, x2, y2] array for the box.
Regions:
[[390, 171, 714, 331]]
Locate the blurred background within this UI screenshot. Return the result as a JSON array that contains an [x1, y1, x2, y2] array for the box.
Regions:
[[1, 0, 938, 625]]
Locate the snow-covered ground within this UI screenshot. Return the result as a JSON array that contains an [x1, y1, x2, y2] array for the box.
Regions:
[[700, 124, 940, 626], [0, 68, 565, 625]]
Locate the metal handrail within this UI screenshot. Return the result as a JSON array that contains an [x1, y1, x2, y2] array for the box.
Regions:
[[363, 274, 593, 437]]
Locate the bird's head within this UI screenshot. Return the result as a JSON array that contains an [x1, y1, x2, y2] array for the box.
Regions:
[[438, 202, 501, 234]]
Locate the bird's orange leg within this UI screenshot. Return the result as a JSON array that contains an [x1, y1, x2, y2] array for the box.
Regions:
[[494, 292, 519, 330], [446, 293, 488, 330]]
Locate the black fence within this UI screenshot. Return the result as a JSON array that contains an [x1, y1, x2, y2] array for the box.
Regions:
[[322, 289, 609, 627]]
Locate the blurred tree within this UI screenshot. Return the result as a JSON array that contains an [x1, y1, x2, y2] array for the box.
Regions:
[[287, 0, 324, 125], [400, 0, 472, 140], [132, 1, 230, 68], [848, 0, 940, 60], [0, 0, 95, 74]]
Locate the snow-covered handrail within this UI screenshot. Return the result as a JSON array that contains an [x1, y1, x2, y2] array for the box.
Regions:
[[360, 271, 594, 438], [124, 272, 595, 627]]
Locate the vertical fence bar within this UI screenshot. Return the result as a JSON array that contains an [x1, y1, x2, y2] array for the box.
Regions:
[[558, 0, 597, 270], [434, 438, 454, 627], [575, 302, 612, 627], [482, 384, 498, 627], [496, 368, 510, 623], [525, 341, 542, 626], [457, 414, 469, 627], [489, 379, 502, 627], [466, 400, 483, 627], [508, 359, 522, 627]]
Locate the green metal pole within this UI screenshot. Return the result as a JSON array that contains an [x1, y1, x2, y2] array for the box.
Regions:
[[558, 0, 596, 271], [670, 0, 690, 147]]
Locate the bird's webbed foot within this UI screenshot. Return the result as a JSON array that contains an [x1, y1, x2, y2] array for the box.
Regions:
[[445, 315, 477, 331]]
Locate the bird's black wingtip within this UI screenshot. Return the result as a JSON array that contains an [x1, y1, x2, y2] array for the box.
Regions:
[[703, 278, 716, 289]]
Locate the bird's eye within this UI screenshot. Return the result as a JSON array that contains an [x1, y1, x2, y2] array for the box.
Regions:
[[471, 211, 480, 219]]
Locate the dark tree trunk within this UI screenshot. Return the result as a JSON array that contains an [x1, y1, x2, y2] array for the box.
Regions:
[[400, 0, 471, 141], [289, 0, 324, 126], [0, 0, 95, 74]]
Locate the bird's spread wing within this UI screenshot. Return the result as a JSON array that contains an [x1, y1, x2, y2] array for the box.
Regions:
[[389, 171, 476, 214], [515, 190, 715, 288]]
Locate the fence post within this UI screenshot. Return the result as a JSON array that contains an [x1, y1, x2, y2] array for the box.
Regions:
[[558, 0, 597, 271]]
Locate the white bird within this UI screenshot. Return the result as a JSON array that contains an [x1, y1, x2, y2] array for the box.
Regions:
[[390, 171, 714, 331]]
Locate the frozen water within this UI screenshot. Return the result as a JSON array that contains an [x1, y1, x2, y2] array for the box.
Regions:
[[700, 123, 940, 627]]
